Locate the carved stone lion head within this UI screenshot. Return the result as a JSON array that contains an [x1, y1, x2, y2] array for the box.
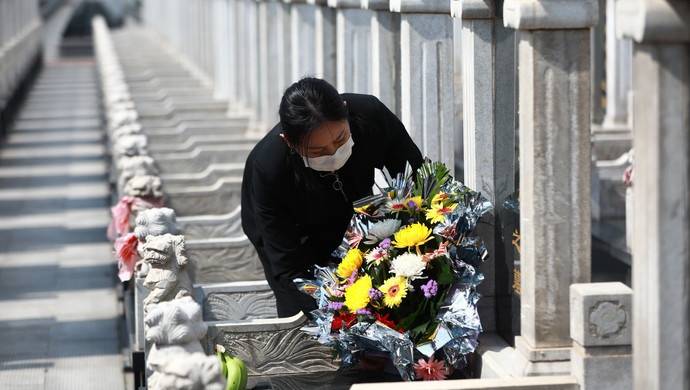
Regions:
[[148, 352, 225, 390], [144, 296, 207, 346], [135, 208, 179, 241], [124, 174, 163, 199]]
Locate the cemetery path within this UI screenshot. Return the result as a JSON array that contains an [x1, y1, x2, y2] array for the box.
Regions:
[[0, 59, 126, 390]]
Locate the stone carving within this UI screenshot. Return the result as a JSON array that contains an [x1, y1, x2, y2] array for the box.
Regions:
[[145, 297, 224, 390], [203, 291, 277, 321], [210, 326, 339, 376], [187, 243, 265, 283], [112, 122, 143, 139], [135, 207, 179, 240], [124, 175, 164, 199], [588, 300, 627, 339], [116, 155, 160, 194], [113, 134, 147, 159], [147, 352, 225, 390], [141, 234, 193, 311], [145, 296, 207, 346]]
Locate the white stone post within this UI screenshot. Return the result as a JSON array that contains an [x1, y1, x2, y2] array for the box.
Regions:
[[330, 0, 372, 93], [592, 0, 634, 160], [312, 0, 338, 85], [211, 0, 231, 100], [287, 0, 318, 81], [361, 0, 400, 115], [617, 1, 690, 389], [504, 0, 597, 375], [570, 283, 632, 390], [451, 0, 517, 335], [257, 0, 292, 129], [390, 0, 455, 170]]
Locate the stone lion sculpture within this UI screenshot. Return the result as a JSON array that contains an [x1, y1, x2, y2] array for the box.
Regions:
[[135, 208, 178, 241], [113, 134, 148, 158], [148, 353, 225, 390], [116, 155, 159, 194], [145, 297, 223, 390], [141, 234, 193, 311], [123, 174, 164, 200]]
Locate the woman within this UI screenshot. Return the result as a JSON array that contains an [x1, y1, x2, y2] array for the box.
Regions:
[[241, 77, 424, 317]]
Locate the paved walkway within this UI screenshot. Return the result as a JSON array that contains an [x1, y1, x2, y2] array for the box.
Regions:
[[0, 59, 125, 389]]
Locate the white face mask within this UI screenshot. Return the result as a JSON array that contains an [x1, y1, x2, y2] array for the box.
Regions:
[[303, 136, 354, 172]]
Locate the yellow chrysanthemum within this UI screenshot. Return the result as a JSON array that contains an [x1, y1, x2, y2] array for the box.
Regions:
[[345, 275, 372, 313], [425, 202, 458, 224], [393, 223, 433, 249], [337, 248, 364, 279], [378, 276, 408, 308]]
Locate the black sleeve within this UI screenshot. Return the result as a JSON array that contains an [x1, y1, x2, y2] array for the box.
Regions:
[[373, 97, 425, 174], [249, 161, 317, 281]]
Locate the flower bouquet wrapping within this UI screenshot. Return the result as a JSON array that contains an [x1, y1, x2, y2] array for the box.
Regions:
[[294, 160, 492, 381]]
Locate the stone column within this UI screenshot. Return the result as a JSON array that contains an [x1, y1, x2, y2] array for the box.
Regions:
[[287, 0, 318, 81], [570, 283, 633, 390], [602, 0, 632, 130], [330, 0, 372, 93], [211, 0, 231, 100], [593, 0, 633, 160], [451, 0, 517, 336], [257, 0, 292, 129], [361, 0, 400, 115], [503, 0, 597, 375], [616, 1, 690, 389], [312, 0, 337, 84], [390, 0, 455, 170]]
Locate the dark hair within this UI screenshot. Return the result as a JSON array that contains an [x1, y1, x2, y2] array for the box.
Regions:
[[278, 78, 349, 190], [279, 77, 348, 153]]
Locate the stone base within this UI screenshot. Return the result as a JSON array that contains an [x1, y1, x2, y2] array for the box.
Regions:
[[512, 336, 572, 376]]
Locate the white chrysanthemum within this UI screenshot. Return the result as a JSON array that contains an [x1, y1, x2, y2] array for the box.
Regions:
[[365, 219, 401, 244], [390, 253, 426, 279]]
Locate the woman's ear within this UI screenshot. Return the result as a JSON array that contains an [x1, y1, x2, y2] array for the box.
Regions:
[[279, 133, 297, 154]]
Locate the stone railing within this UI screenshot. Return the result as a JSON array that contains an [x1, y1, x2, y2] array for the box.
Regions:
[[129, 0, 689, 389], [93, 15, 344, 389], [0, 0, 42, 131]]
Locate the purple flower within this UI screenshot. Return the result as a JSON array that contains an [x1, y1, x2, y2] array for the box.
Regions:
[[379, 238, 392, 249], [355, 308, 372, 316], [407, 200, 417, 210], [328, 301, 345, 311], [369, 288, 383, 300], [421, 279, 439, 298]]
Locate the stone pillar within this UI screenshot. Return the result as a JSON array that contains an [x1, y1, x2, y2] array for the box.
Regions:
[[257, 0, 292, 129], [390, 0, 454, 170], [452, 0, 517, 336], [593, 0, 633, 160], [330, 0, 372, 93], [361, 0, 400, 115], [211, 0, 231, 100], [226, 0, 241, 108], [503, 0, 597, 375], [602, 0, 632, 129], [616, 1, 690, 389], [287, 0, 318, 81], [570, 283, 632, 390], [312, 0, 337, 84]]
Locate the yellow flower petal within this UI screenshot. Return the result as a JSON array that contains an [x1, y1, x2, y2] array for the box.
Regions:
[[378, 276, 408, 308], [337, 248, 364, 279], [392, 223, 433, 248], [345, 275, 372, 313]]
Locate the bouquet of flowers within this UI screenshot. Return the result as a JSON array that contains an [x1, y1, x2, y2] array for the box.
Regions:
[[294, 160, 492, 381]]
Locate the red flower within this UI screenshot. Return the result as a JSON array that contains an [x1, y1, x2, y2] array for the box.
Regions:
[[413, 356, 448, 381], [374, 313, 405, 333], [331, 312, 357, 331]]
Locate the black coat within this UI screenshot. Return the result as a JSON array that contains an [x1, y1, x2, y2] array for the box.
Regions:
[[241, 93, 424, 316]]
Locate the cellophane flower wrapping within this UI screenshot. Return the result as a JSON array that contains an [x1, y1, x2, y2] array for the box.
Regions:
[[294, 160, 492, 381]]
